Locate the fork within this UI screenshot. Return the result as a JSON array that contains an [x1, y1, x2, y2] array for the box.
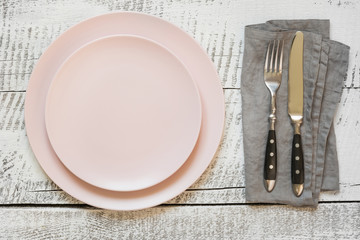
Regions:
[[263, 39, 284, 192]]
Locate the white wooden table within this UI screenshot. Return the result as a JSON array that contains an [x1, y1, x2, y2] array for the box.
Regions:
[[1, 0, 359, 239]]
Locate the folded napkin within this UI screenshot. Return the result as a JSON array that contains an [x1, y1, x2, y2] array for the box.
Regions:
[[241, 20, 349, 206]]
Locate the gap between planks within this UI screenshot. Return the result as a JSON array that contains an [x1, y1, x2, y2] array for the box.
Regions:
[[1, 201, 359, 210], [2, 87, 360, 93]]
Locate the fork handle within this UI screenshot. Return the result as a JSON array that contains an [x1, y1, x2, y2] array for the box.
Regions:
[[264, 130, 277, 192]]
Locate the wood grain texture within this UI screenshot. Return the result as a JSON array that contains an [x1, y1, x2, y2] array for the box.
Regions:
[[0, 204, 359, 239], [1, 0, 360, 91], [0, 88, 359, 204]]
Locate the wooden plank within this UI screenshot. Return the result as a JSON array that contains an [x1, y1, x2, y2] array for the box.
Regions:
[[1, 0, 360, 91], [2, 184, 359, 205], [0, 0, 242, 90], [0, 204, 359, 239], [0, 88, 359, 204]]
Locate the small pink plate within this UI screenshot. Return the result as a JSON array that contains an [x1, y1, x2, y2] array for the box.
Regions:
[[45, 35, 202, 191], [25, 12, 224, 210]]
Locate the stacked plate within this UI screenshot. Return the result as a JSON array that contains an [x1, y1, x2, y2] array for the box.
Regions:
[[25, 12, 225, 210]]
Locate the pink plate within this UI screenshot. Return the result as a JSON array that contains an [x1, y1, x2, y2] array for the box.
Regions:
[[25, 12, 225, 210], [45, 35, 202, 191]]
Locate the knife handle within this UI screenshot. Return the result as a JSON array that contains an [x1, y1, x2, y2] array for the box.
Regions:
[[291, 134, 304, 196], [264, 130, 277, 192]]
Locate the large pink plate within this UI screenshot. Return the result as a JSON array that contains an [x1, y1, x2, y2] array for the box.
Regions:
[[45, 35, 202, 191], [25, 12, 225, 210]]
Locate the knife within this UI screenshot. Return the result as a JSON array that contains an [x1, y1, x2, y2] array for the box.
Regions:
[[288, 31, 304, 197]]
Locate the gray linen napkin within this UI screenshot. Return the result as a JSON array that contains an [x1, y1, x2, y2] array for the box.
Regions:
[[241, 20, 349, 206]]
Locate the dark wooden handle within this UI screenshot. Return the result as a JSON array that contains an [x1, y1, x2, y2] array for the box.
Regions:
[[264, 130, 277, 180], [291, 134, 304, 184]]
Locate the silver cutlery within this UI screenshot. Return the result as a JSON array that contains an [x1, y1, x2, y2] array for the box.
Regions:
[[263, 39, 284, 192], [288, 31, 304, 197]]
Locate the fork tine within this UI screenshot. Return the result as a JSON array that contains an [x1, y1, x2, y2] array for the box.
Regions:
[[270, 41, 275, 72], [265, 42, 271, 72], [274, 40, 280, 72], [279, 40, 284, 72]]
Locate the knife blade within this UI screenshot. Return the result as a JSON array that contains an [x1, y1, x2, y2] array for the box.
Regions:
[[288, 31, 304, 197]]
